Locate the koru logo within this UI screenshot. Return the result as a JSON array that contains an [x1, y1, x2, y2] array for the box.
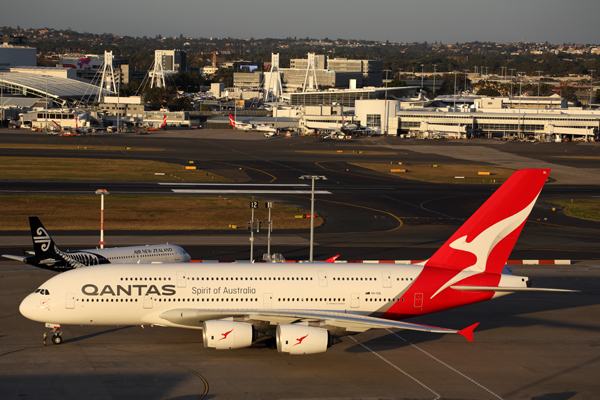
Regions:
[[34, 228, 51, 252]]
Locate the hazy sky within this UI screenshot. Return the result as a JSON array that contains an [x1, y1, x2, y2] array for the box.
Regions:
[[3, 0, 599, 45]]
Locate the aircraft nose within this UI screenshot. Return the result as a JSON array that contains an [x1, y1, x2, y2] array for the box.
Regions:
[[19, 293, 44, 322], [183, 252, 191, 262]]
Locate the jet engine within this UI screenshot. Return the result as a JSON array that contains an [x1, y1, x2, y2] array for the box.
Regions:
[[276, 324, 334, 355], [202, 320, 256, 350]]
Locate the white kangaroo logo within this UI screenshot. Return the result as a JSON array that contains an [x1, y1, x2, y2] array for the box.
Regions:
[[430, 195, 539, 299], [34, 227, 52, 252]]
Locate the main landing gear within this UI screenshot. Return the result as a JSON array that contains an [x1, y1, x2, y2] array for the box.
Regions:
[[46, 323, 63, 345]]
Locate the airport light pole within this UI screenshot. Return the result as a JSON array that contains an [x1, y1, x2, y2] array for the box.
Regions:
[[590, 70, 595, 109], [537, 70, 543, 113], [463, 69, 469, 92], [453, 71, 458, 109], [95, 189, 110, 249], [420, 64, 424, 89], [509, 69, 515, 97], [432, 64, 437, 98], [384, 69, 390, 135], [299, 175, 327, 262], [0, 72, 3, 126]]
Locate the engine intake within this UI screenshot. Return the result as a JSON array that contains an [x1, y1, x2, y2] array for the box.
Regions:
[[276, 324, 333, 355], [202, 320, 256, 350]]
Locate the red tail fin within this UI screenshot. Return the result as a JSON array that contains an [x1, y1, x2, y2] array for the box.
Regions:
[[229, 114, 235, 128], [160, 114, 167, 128], [425, 169, 550, 275]]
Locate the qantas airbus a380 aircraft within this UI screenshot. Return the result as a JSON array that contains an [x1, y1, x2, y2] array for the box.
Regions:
[[20, 169, 574, 354]]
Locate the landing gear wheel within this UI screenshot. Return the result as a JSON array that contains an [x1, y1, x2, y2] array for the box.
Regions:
[[52, 335, 63, 345]]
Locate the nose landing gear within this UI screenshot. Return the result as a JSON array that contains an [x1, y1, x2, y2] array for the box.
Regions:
[[45, 323, 63, 345]]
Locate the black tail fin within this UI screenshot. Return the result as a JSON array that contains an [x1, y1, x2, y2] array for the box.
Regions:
[[29, 217, 58, 256]]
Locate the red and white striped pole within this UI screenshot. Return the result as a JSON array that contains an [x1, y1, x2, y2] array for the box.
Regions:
[[95, 189, 109, 249]]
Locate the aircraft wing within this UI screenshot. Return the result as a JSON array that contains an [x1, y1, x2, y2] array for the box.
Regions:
[[158, 308, 479, 342], [2, 254, 28, 263]]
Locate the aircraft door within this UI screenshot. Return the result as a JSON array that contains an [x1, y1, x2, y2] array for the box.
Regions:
[[382, 271, 392, 288], [144, 295, 154, 309], [65, 293, 75, 309], [350, 293, 360, 308], [264, 293, 272, 308], [318, 271, 328, 287], [177, 271, 187, 288], [414, 293, 423, 308]]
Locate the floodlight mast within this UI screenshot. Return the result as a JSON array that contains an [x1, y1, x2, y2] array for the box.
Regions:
[[299, 175, 327, 262]]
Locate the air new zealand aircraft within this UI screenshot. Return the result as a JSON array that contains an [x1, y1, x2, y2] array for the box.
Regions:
[[2, 217, 191, 271]]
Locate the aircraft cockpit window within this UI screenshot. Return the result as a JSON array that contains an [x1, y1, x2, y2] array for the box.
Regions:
[[34, 289, 41, 293]]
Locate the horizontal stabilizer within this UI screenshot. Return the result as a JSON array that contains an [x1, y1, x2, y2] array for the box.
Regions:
[[451, 285, 578, 293], [458, 322, 479, 342], [2, 254, 28, 263]]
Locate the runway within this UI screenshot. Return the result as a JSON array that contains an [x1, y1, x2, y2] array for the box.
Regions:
[[1, 130, 599, 399]]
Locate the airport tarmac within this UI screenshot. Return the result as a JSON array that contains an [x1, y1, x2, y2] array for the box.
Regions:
[[1, 130, 599, 399], [0, 262, 598, 400]]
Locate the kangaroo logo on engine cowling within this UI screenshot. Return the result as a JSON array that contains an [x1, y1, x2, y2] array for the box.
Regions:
[[82, 284, 176, 296]]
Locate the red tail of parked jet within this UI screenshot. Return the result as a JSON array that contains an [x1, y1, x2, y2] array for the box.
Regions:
[[382, 169, 559, 320], [160, 114, 167, 128]]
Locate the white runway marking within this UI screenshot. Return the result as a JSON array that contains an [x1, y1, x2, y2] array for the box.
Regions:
[[349, 335, 441, 400], [387, 329, 503, 399], [171, 189, 331, 194]]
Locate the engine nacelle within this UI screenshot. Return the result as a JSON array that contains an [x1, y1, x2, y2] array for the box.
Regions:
[[276, 324, 333, 355], [202, 320, 256, 350]]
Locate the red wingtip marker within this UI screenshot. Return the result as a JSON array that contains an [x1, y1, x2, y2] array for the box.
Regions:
[[458, 322, 480, 343]]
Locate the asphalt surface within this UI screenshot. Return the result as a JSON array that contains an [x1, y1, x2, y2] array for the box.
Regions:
[[1, 129, 600, 399]]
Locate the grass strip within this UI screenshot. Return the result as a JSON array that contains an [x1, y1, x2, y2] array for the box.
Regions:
[[0, 157, 228, 182], [0, 143, 164, 151], [547, 200, 600, 221], [351, 163, 514, 184], [296, 150, 397, 155], [0, 195, 323, 230]]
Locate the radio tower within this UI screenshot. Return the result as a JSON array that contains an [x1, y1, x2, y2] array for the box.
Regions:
[[263, 53, 282, 102]]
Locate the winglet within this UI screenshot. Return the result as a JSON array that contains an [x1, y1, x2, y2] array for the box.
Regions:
[[458, 322, 479, 342], [325, 255, 340, 263]]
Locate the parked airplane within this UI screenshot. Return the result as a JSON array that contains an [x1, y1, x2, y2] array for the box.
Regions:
[[255, 124, 277, 134], [228, 114, 253, 131], [146, 115, 167, 131], [3, 217, 191, 271], [20, 170, 575, 352]]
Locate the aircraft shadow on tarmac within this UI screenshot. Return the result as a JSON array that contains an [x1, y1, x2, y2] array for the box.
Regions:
[[62, 326, 133, 344], [531, 393, 577, 400], [344, 277, 600, 353]]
